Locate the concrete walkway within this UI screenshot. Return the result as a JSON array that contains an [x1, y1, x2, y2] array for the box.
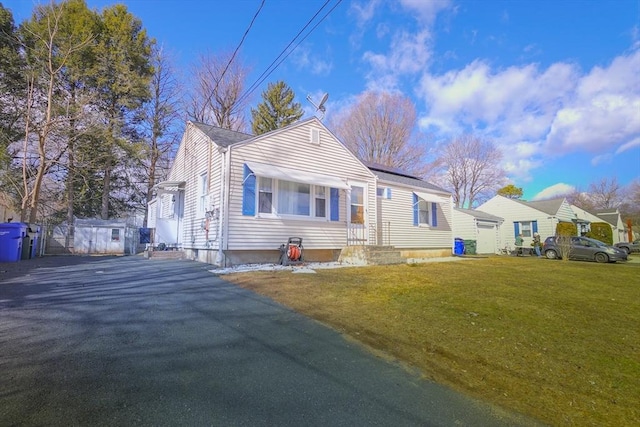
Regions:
[[1, 256, 540, 426]]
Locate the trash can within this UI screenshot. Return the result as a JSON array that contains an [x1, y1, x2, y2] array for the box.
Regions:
[[0, 222, 28, 262], [21, 224, 41, 260], [464, 239, 477, 255], [454, 237, 465, 255]]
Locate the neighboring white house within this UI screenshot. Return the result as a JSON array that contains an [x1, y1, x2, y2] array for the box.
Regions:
[[148, 118, 454, 266], [452, 208, 503, 254], [476, 196, 576, 249]]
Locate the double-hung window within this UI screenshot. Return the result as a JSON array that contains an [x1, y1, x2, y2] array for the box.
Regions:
[[258, 178, 273, 214], [418, 199, 430, 225], [315, 187, 326, 218], [198, 172, 208, 216], [520, 221, 532, 237]]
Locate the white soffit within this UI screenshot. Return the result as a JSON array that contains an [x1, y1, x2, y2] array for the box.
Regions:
[[245, 161, 350, 189]]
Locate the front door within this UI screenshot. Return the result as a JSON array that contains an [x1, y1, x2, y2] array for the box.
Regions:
[[347, 184, 367, 244]]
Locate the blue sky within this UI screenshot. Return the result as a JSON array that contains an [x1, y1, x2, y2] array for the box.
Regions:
[[6, 0, 640, 201]]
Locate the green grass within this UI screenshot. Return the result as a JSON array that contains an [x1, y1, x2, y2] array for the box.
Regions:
[[226, 257, 640, 426]]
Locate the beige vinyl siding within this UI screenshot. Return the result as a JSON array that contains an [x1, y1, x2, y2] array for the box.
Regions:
[[166, 123, 221, 250], [227, 121, 375, 250], [378, 183, 452, 249]]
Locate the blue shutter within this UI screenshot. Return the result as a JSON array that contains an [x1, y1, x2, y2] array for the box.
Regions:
[[330, 188, 339, 221], [532, 220, 538, 233], [513, 222, 520, 237], [413, 193, 419, 226], [242, 164, 255, 216], [431, 203, 438, 227]]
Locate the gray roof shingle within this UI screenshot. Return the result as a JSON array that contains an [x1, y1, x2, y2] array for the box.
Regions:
[[191, 121, 253, 147]]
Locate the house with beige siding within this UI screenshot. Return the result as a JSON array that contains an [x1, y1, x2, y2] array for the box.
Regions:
[[476, 196, 576, 250], [148, 118, 454, 266]]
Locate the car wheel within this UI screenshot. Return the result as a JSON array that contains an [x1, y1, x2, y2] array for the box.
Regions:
[[545, 249, 558, 260], [594, 253, 609, 263], [622, 247, 631, 255]]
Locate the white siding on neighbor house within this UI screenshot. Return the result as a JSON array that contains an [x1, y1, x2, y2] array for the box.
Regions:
[[477, 196, 557, 249], [452, 210, 500, 254], [377, 183, 452, 249], [452, 209, 476, 240], [165, 123, 222, 251], [226, 120, 376, 250]]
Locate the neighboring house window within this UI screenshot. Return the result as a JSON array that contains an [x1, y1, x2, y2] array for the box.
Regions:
[[111, 229, 120, 242], [350, 186, 365, 224], [315, 186, 326, 218], [259, 178, 273, 214], [513, 220, 537, 238], [198, 172, 208, 216]]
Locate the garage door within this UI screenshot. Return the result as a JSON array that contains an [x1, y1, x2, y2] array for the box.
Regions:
[[476, 223, 497, 254]]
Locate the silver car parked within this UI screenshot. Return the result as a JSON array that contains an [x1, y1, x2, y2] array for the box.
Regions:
[[543, 236, 628, 263]]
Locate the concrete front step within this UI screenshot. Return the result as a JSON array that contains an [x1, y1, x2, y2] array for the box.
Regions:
[[338, 245, 405, 266], [145, 250, 185, 260]]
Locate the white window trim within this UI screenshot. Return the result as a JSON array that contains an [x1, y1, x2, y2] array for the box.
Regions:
[[417, 198, 431, 227]]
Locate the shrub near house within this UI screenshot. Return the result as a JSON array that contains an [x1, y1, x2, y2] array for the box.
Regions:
[[585, 222, 613, 245]]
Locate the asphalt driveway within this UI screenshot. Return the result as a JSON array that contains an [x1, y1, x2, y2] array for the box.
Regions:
[[1, 256, 539, 426]]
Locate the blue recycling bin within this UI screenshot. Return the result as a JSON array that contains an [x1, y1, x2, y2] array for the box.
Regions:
[[0, 222, 28, 262], [454, 237, 465, 255]]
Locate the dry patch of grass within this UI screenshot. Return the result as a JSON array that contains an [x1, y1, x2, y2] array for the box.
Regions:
[[224, 257, 640, 427]]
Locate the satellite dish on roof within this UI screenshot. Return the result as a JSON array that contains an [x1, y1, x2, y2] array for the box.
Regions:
[[306, 93, 329, 120]]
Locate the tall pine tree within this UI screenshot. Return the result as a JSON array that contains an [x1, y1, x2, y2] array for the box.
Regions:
[[251, 81, 303, 135]]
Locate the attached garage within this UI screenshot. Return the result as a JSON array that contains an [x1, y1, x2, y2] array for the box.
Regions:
[[453, 208, 503, 254], [476, 221, 498, 254]]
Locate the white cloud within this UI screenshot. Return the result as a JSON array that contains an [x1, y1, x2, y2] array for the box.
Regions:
[[532, 183, 576, 201], [363, 29, 433, 89], [399, 0, 452, 25], [292, 45, 333, 76], [615, 136, 640, 154]]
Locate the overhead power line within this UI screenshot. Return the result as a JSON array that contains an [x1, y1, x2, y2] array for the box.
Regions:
[[237, 0, 342, 107]]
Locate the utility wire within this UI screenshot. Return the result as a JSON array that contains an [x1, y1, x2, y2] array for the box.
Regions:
[[237, 0, 342, 107], [205, 0, 266, 107]]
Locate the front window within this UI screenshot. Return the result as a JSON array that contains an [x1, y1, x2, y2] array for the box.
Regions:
[[254, 176, 332, 219], [278, 180, 310, 216], [111, 229, 120, 242], [520, 221, 532, 237]]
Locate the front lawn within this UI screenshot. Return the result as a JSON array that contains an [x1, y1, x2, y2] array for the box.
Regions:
[[224, 257, 640, 426]]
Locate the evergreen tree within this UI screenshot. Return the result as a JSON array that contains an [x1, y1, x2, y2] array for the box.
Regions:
[[497, 184, 524, 199], [251, 81, 303, 135]]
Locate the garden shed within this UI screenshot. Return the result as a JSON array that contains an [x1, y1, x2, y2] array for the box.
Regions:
[[72, 219, 137, 255]]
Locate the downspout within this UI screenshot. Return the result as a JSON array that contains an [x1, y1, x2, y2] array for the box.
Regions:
[[216, 145, 229, 266]]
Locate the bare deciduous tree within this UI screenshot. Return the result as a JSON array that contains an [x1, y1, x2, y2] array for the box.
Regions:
[[186, 50, 250, 131], [588, 177, 623, 209], [437, 135, 505, 209], [329, 91, 429, 177], [140, 44, 183, 226]]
